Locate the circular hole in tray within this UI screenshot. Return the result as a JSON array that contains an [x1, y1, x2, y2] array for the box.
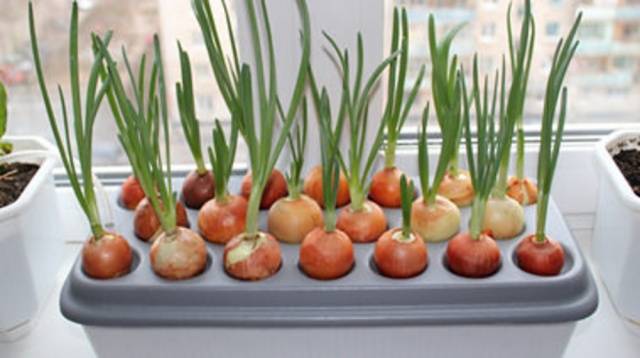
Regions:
[[81, 246, 141, 280], [511, 241, 575, 277], [296, 260, 355, 281], [441, 251, 502, 279], [368, 254, 428, 279]]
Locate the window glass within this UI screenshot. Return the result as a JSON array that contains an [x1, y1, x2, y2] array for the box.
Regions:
[[0, 0, 238, 166], [395, 0, 640, 128]]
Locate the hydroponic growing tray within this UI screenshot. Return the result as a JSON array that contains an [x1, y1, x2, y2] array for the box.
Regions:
[[60, 175, 598, 327]]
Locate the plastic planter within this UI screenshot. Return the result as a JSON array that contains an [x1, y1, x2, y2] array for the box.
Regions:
[[593, 130, 640, 322], [0, 136, 63, 340], [60, 175, 597, 357]]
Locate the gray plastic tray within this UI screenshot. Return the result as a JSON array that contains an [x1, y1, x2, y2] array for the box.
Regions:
[[60, 176, 598, 327]]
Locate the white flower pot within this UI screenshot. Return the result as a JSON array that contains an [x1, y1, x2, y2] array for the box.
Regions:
[[0, 136, 63, 340], [593, 130, 640, 322]]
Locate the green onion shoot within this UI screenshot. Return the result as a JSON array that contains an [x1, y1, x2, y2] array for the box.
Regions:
[[176, 44, 215, 209], [323, 31, 400, 243], [369, 6, 425, 208], [29, 1, 132, 279], [411, 102, 461, 242], [516, 11, 582, 276]]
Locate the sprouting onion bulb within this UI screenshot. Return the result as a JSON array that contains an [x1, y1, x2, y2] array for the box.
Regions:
[[507, 2, 538, 206], [517, 11, 582, 276], [411, 103, 460, 243], [323, 32, 399, 243], [446, 56, 507, 279], [29, 1, 132, 279], [268, 99, 323, 244], [194, 0, 311, 280], [369, 7, 425, 208], [98, 38, 190, 242], [198, 118, 247, 244], [299, 73, 353, 280], [176, 44, 215, 209], [484, 0, 535, 239], [427, 16, 473, 208], [97, 35, 206, 280], [0, 81, 12, 156], [375, 175, 428, 279]]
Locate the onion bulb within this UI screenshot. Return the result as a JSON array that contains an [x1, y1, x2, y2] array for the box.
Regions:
[[198, 195, 247, 244], [369, 167, 406, 208], [437, 170, 474, 207], [299, 227, 354, 280], [483, 196, 525, 239], [120, 175, 145, 210], [446, 232, 501, 278], [336, 200, 387, 243], [268, 194, 323, 244], [224, 233, 281, 281], [516, 235, 565, 276], [303, 165, 350, 208], [149, 227, 208, 280], [240, 169, 288, 209], [410, 195, 460, 242], [181, 169, 215, 209], [507, 176, 538, 206], [134, 198, 190, 241], [82, 233, 132, 279], [374, 228, 427, 278]]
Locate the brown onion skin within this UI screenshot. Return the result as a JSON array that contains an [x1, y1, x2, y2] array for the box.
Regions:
[[268, 195, 323, 244], [507, 176, 538, 206], [82, 233, 132, 279], [134, 198, 190, 241], [120, 176, 145, 210], [303, 165, 350, 208], [224, 233, 282, 281], [240, 170, 288, 209], [374, 228, 428, 279], [149, 227, 208, 280], [181, 170, 215, 209], [337, 200, 387, 243], [369, 167, 407, 208], [516, 235, 565, 276], [446, 232, 501, 278], [438, 170, 475, 207], [299, 227, 354, 280], [198, 195, 247, 244]]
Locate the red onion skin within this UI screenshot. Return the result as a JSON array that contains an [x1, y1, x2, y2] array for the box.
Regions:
[[82, 233, 132, 279], [374, 228, 428, 279], [198, 195, 247, 244], [224, 233, 282, 281], [120, 176, 145, 210], [134, 198, 190, 241], [299, 227, 354, 280], [337, 200, 387, 243], [446, 232, 501, 278], [181, 170, 215, 209], [240, 170, 288, 209], [516, 235, 565, 276], [303, 165, 350, 208], [369, 167, 406, 208]]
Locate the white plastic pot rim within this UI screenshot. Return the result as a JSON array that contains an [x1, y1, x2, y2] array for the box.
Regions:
[[594, 130, 640, 211], [0, 149, 57, 221]]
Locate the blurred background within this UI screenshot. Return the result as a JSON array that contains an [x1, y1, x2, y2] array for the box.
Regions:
[[1, 0, 638, 165]]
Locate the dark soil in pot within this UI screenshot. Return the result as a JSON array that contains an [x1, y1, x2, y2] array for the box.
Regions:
[[613, 149, 640, 197], [0, 162, 39, 208]]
